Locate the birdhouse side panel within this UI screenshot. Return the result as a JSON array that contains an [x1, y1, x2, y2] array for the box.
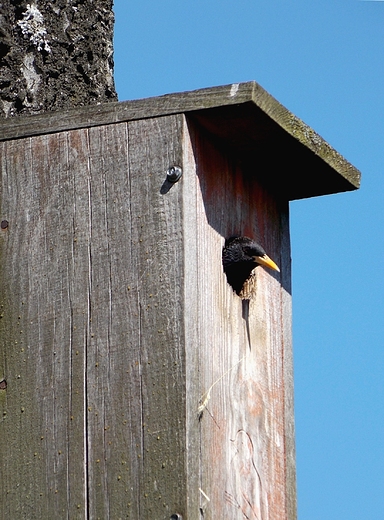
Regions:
[[182, 118, 295, 519]]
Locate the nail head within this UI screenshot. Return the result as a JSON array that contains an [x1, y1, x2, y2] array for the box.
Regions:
[[166, 166, 182, 183]]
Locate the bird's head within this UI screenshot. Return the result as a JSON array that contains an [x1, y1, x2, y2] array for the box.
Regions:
[[222, 236, 280, 295], [223, 236, 280, 272]]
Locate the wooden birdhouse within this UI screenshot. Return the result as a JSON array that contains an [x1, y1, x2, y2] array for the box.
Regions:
[[0, 82, 360, 519]]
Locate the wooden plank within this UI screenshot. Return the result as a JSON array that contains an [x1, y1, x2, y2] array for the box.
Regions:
[[0, 131, 89, 518], [65, 128, 94, 517], [0, 83, 255, 142], [182, 119, 295, 519], [84, 121, 142, 518], [81, 115, 191, 518], [0, 82, 360, 201], [126, 114, 190, 518]]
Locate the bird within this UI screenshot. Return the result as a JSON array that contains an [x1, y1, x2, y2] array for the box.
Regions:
[[222, 236, 280, 296]]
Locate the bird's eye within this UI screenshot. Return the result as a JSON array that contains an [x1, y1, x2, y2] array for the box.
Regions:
[[243, 246, 255, 257]]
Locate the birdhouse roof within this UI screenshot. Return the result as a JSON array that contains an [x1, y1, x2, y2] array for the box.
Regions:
[[0, 81, 360, 200]]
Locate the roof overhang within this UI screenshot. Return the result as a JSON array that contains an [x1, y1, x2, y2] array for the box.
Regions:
[[0, 81, 360, 201]]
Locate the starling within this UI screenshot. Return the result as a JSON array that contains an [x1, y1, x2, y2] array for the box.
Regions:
[[222, 236, 280, 295]]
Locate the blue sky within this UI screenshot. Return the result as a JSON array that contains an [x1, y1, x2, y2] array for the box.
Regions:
[[113, 2, 384, 518]]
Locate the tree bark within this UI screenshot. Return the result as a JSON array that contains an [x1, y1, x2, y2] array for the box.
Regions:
[[0, 0, 117, 117]]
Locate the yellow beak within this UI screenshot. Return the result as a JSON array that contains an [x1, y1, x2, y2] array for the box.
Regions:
[[254, 254, 280, 273]]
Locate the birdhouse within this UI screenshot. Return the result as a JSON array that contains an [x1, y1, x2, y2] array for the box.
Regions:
[[0, 82, 360, 519]]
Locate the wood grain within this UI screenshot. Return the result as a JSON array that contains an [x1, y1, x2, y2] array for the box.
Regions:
[[0, 115, 191, 518], [182, 117, 296, 519], [0, 112, 296, 519], [0, 131, 89, 517]]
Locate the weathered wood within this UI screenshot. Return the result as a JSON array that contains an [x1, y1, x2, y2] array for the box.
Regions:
[[0, 131, 89, 517], [0, 82, 360, 201], [183, 119, 295, 518], [0, 114, 197, 518], [83, 115, 189, 518], [0, 83, 257, 140]]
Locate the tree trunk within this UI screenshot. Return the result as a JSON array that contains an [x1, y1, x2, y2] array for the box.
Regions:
[[0, 0, 117, 117]]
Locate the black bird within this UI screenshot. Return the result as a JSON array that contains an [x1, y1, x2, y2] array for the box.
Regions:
[[222, 236, 280, 295]]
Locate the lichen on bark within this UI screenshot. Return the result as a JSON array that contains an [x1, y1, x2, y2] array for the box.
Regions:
[[0, 0, 118, 117]]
